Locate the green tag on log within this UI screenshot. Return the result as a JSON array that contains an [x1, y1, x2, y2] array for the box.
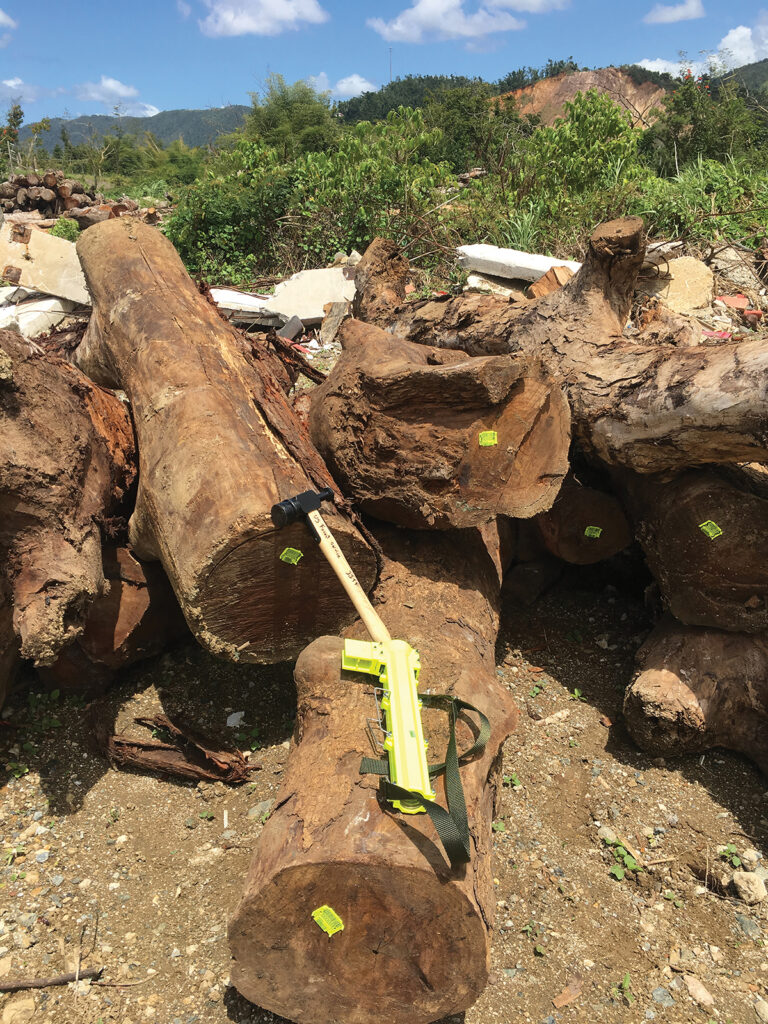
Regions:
[[584, 525, 603, 539], [279, 547, 304, 565], [698, 521, 723, 540], [312, 905, 344, 937], [479, 430, 498, 447]]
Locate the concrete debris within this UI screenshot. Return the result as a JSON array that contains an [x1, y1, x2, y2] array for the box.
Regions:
[[636, 256, 714, 314], [209, 287, 282, 327], [320, 300, 351, 346], [733, 869, 767, 905], [276, 315, 304, 341], [0, 285, 38, 306], [711, 245, 765, 294], [643, 240, 684, 270], [0, 221, 90, 306], [457, 242, 581, 283], [330, 250, 362, 268], [0, 297, 76, 339], [463, 272, 528, 300], [213, 268, 356, 329]]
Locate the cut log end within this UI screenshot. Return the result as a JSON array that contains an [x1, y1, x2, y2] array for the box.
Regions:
[[229, 859, 486, 1024]]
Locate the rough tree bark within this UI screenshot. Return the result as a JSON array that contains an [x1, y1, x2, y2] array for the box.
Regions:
[[75, 217, 377, 663], [309, 319, 571, 528], [229, 524, 518, 1024], [624, 619, 768, 775], [362, 218, 768, 473], [621, 470, 768, 633], [536, 475, 632, 565], [39, 547, 188, 693], [0, 578, 18, 709], [0, 331, 136, 666]]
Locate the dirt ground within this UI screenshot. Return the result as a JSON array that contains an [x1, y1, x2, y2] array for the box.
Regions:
[[1, 562, 766, 1024]]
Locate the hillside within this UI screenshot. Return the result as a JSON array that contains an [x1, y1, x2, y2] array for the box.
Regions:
[[723, 57, 768, 97], [19, 105, 250, 152], [499, 67, 669, 126]]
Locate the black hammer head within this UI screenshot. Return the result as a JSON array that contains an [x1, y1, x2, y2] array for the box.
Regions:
[[270, 488, 334, 529]]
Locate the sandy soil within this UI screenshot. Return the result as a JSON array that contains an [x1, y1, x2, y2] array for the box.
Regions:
[[1, 564, 766, 1024]]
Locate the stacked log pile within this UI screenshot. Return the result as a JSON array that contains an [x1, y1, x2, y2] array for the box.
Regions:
[[0, 171, 103, 217], [2, 211, 768, 1023]]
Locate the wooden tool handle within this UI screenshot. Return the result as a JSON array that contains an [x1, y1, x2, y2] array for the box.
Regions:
[[307, 509, 390, 643]]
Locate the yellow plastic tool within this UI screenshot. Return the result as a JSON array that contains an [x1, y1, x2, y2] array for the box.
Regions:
[[271, 488, 434, 815]]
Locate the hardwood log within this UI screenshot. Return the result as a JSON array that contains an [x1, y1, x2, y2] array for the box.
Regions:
[[229, 524, 518, 1024], [624, 619, 768, 775], [368, 219, 768, 473], [536, 475, 632, 564], [352, 237, 410, 326], [309, 319, 570, 528], [39, 547, 188, 694], [0, 331, 136, 665], [75, 217, 377, 663], [56, 180, 85, 200], [42, 171, 59, 189], [621, 470, 768, 633]]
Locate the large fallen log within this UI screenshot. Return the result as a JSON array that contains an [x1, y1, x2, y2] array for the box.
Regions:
[[0, 331, 136, 665], [624, 620, 768, 775], [536, 475, 632, 565], [621, 470, 768, 633], [363, 219, 768, 473], [309, 319, 570, 528], [75, 218, 377, 663], [39, 547, 188, 693], [229, 524, 518, 1024]]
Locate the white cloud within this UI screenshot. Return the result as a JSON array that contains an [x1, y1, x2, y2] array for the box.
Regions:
[[0, 8, 17, 28], [644, 0, 704, 25], [0, 76, 37, 102], [492, 0, 567, 8], [638, 10, 768, 76], [199, 0, 328, 37], [76, 76, 139, 104], [126, 102, 161, 117], [333, 74, 376, 98], [0, 33, 11, 46], [177, 0, 192, 15], [307, 71, 331, 92], [368, 0, 526, 43]]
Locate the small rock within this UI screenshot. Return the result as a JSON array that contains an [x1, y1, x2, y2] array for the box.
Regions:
[[742, 848, 761, 872], [683, 975, 714, 1008], [34, 850, 48, 864], [733, 871, 767, 905], [50, 874, 63, 887], [225, 711, 245, 728], [598, 825, 617, 845], [736, 913, 762, 940], [652, 987, 675, 1007], [184, 818, 198, 830], [247, 799, 274, 821], [1, 995, 35, 1024], [755, 997, 768, 1023]]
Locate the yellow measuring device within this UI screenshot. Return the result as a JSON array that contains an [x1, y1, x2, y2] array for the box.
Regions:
[[270, 488, 435, 815]]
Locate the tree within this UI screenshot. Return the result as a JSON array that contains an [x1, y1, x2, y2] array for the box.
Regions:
[[242, 74, 339, 160], [25, 117, 51, 172], [424, 83, 524, 172], [1, 102, 23, 174]]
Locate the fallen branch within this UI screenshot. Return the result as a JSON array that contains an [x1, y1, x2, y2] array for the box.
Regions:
[[0, 966, 103, 993]]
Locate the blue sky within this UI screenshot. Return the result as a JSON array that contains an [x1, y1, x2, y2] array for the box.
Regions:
[[0, 1, 766, 123]]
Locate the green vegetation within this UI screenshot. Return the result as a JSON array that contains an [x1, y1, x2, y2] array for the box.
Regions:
[[49, 217, 80, 242], [7, 56, 767, 288]]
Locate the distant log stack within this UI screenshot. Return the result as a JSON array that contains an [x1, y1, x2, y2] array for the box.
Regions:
[[0, 171, 107, 218]]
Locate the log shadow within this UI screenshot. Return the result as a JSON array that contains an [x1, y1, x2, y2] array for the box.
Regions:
[[496, 554, 768, 853], [0, 637, 296, 816]]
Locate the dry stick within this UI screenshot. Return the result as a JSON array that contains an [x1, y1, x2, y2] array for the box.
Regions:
[[0, 967, 103, 993]]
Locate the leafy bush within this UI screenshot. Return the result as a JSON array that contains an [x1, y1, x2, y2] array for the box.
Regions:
[[48, 218, 80, 242]]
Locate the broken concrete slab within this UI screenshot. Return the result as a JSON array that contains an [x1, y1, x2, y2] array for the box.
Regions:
[[261, 267, 356, 326], [636, 256, 714, 314], [276, 315, 304, 341], [711, 245, 764, 294], [0, 221, 90, 305], [0, 297, 76, 339], [463, 272, 528, 300], [0, 284, 38, 306], [209, 287, 282, 327], [457, 243, 581, 283]]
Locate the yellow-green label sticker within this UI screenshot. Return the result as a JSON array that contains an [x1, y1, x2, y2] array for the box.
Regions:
[[584, 525, 603, 539], [479, 430, 498, 447], [312, 905, 344, 937], [279, 547, 304, 565], [699, 520, 723, 540]]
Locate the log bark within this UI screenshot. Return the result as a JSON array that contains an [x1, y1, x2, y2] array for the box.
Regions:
[[621, 470, 768, 633], [0, 331, 136, 665], [536, 475, 632, 565], [229, 524, 518, 1024], [369, 219, 768, 473], [39, 547, 188, 693], [309, 319, 570, 528], [0, 577, 18, 710], [75, 217, 377, 663], [624, 619, 768, 775], [352, 237, 410, 326]]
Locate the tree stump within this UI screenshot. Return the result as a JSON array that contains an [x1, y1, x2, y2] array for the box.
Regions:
[[229, 524, 518, 1024], [309, 319, 570, 528], [75, 218, 377, 663], [0, 331, 135, 665]]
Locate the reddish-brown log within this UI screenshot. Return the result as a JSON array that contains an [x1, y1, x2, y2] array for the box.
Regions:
[[625, 619, 768, 774], [309, 319, 570, 528], [0, 331, 136, 665], [75, 218, 377, 663], [536, 475, 632, 564], [39, 547, 188, 693], [229, 524, 518, 1024]]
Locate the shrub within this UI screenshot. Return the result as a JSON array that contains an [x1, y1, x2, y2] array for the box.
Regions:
[[49, 218, 80, 242]]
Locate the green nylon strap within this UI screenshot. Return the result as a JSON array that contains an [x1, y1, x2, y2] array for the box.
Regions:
[[360, 693, 490, 870]]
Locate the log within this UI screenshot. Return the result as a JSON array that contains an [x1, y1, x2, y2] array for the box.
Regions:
[[75, 217, 377, 663], [621, 470, 768, 633], [0, 577, 19, 710], [352, 237, 409, 326], [536, 475, 632, 564], [309, 319, 571, 528], [624, 619, 768, 774], [38, 547, 188, 693], [0, 331, 136, 665], [229, 524, 518, 1024], [371, 219, 768, 473]]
